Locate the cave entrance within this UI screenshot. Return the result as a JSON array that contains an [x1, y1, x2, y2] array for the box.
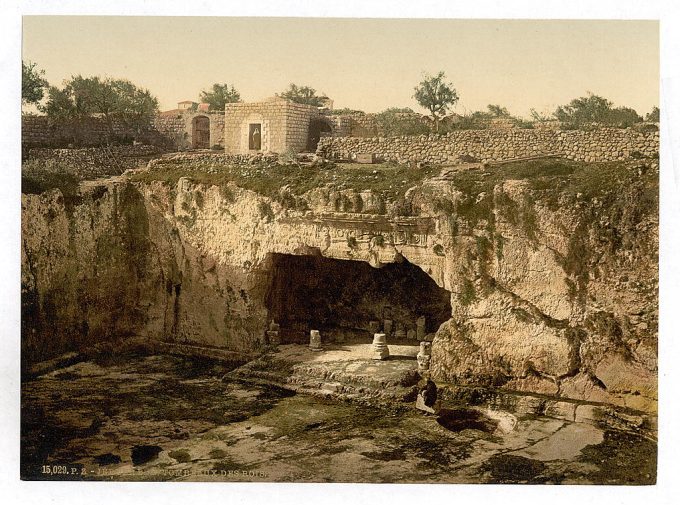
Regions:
[[264, 253, 452, 344]]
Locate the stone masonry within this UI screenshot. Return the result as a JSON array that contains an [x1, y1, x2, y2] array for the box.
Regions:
[[316, 128, 659, 164], [224, 97, 320, 155], [22, 111, 225, 152], [154, 111, 225, 150]]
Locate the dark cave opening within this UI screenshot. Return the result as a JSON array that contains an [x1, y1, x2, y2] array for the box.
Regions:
[[264, 253, 452, 344]]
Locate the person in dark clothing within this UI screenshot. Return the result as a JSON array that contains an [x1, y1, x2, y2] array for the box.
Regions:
[[422, 378, 438, 407]]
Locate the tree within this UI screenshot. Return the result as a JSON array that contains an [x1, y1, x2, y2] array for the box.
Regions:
[[68, 76, 120, 134], [278, 84, 325, 107], [554, 93, 612, 127], [41, 86, 86, 122], [606, 106, 642, 128], [645, 106, 660, 123], [374, 108, 429, 137], [41, 75, 159, 141], [413, 72, 459, 132], [554, 93, 641, 129], [530, 108, 553, 122], [22, 61, 48, 106], [112, 80, 159, 132], [486, 104, 511, 118], [199, 83, 241, 111], [40, 85, 92, 145]]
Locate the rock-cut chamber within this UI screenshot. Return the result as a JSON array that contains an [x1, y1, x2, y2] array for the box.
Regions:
[[264, 252, 452, 344]]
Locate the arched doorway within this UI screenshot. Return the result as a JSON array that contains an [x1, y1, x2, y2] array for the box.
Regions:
[[192, 116, 210, 149], [306, 119, 333, 152]]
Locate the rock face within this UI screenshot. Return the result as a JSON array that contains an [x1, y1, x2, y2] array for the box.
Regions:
[[21, 184, 165, 364], [21, 159, 658, 415]]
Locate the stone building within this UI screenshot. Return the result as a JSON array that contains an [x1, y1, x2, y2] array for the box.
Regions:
[[223, 97, 333, 155], [177, 100, 198, 110], [155, 101, 225, 150]]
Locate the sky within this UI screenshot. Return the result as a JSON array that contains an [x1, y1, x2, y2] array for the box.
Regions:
[[22, 16, 659, 119]]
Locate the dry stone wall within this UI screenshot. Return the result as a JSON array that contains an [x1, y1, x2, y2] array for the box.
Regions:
[[147, 152, 280, 171], [317, 128, 659, 164], [23, 111, 226, 152], [24, 145, 162, 180], [22, 115, 169, 150]]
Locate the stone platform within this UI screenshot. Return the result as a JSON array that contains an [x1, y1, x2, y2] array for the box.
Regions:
[[228, 343, 657, 440], [228, 343, 422, 403]]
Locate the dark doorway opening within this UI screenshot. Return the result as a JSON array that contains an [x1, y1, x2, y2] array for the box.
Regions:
[[264, 253, 452, 344], [192, 116, 210, 149], [249, 123, 262, 150], [306, 119, 332, 152]]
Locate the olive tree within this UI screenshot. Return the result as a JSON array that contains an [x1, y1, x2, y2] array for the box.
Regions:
[[645, 106, 660, 123], [278, 84, 326, 107], [554, 93, 642, 129], [42, 75, 159, 141], [22, 61, 48, 106], [413, 71, 459, 132], [199, 83, 241, 111]]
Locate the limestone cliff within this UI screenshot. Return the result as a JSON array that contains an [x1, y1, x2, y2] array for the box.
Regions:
[[21, 158, 657, 415]]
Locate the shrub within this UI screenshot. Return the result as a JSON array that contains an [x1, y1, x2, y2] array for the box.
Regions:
[[194, 191, 205, 209], [554, 93, 642, 130], [258, 201, 274, 222], [21, 171, 80, 198], [458, 279, 477, 306], [168, 449, 192, 463], [219, 185, 235, 203], [374, 109, 431, 137]]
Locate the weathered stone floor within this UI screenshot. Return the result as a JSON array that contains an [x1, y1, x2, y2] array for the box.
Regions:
[[21, 353, 656, 484], [229, 343, 423, 400]]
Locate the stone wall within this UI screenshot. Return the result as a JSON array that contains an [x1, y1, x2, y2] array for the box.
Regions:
[[147, 152, 280, 171], [322, 112, 432, 138], [224, 98, 319, 155], [22, 111, 226, 152], [324, 113, 394, 138], [317, 128, 659, 164], [24, 145, 162, 180], [21, 115, 171, 151], [154, 111, 225, 150]]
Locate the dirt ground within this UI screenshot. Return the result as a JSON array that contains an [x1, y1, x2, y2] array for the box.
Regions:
[[21, 353, 656, 484]]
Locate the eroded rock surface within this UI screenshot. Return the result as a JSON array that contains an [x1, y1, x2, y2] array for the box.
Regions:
[[20, 353, 656, 484], [21, 157, 658, 417]]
